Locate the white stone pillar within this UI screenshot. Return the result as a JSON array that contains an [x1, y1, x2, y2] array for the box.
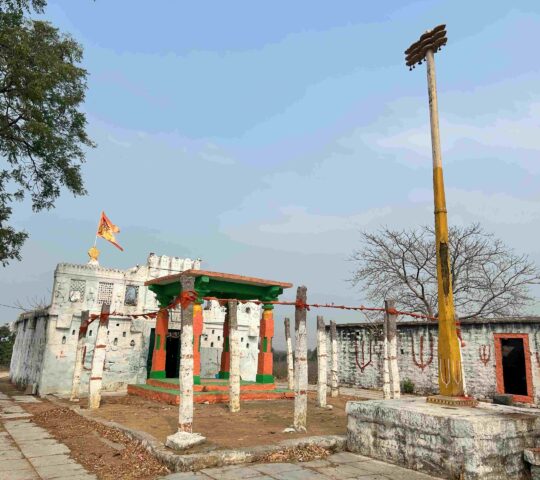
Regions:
[[382, 307, 391, 399], [88, 304, 110, 409], [70, 310, 89, 402], [179, 276, 195, 432], [317, 316, 327, 408], [166, 276, 206, 451], [228, 300, 240, 413], [330, 320, 339, 397], [386, 300, 401, 399], [294, 286, 308, 432], [284, 317, 294, 391]]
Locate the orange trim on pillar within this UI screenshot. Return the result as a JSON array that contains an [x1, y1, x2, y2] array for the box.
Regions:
[[257, 309, 274, 378], [151, 308, 169, 375], [193, 303, 203, 382]]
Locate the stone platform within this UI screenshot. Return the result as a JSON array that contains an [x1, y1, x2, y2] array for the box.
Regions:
[[346, 397, 540, 480], [128, 378, 294, 405]]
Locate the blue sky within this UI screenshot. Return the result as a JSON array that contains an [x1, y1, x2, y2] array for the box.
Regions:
[[2, 0, 540, 347]]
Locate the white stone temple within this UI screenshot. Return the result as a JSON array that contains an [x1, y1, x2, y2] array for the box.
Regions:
[[9, 253, 261, 396]]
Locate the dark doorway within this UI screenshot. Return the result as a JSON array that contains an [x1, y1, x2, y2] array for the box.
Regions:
[[165, 330, 181, 378], [146, 328, 155, 378], [500, 338, 527, 396], [494, 333, 533, 403]]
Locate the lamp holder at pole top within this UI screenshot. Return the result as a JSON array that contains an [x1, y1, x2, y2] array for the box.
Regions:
[[405, 24, 447, 70]]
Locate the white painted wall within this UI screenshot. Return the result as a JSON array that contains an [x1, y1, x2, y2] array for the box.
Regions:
[[331, 318, 540, 404], [200, 300, 261, 381]]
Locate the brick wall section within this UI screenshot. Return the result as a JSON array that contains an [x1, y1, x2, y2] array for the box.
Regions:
[[328, 317, 540, 403]]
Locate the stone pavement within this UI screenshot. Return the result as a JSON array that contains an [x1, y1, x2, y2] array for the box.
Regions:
[[161, 452, 441, 480], [0, 391, 96, 480]]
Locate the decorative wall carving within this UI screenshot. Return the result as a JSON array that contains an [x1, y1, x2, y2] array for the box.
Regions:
[[479, 345, 491, 366], [411, 333, 434, 372]]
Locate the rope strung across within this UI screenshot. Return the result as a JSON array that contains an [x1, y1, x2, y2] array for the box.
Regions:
[[86, 291, 439, 324]]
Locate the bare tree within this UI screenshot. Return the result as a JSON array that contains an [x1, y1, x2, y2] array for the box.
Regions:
[[351, 224, 540, 319], [13, 295, 49, 312]]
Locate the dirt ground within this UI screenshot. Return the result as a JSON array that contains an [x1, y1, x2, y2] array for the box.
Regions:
[[2, 373, 366, 478], [79, 391, 360, 452], [0, 378, 169, 480]]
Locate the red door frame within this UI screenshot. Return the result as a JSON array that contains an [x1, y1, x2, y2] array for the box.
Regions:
[[494, 333, 533, 403]]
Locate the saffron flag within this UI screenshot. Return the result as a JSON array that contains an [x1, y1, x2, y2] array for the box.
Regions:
[[96, 211, 124, 251]]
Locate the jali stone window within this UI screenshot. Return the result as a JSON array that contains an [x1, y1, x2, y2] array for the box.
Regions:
[[97, 282, 114, 305], [124, 285, 139, 306], [69, 279, 86, 302]]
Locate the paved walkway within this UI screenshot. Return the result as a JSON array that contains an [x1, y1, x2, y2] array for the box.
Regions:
[[161, 452, 440, 480], [0, 390, 96, 480]]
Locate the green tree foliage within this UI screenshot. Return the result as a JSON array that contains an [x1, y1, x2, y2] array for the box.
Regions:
[[0, 324, 14, 366], [0, 0, 94, 265]]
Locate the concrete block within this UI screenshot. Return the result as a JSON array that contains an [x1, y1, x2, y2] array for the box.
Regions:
[[34, 463, 88, 479], [161, 473, 211, 480], [315, 463, 373, 479], [271, 469, 328, 480], [19, 443, 70, 458], [202, 465, 262, 479], [29, 454, 76, 467], [165, 431, 206, 451], [327, 452, 369, 464], [493, 394, 513, 406], [0, 469, 38, 480], [253, 463, 303, 475], [0, 458, 31, 472], [347, 398, 540, 479]]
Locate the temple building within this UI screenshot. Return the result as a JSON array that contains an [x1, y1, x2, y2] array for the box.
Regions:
[[9, 253, 292, 399]]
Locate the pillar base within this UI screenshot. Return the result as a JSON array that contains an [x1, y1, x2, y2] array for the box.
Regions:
[[149, 370, 166, 379], [256, 374, 274, 384], [426, 395, 478, 407], [218, 371, 230, 380]]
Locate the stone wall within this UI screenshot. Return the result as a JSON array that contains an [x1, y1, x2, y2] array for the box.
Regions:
[[9, 310, 48, 391], [331, 317, 540, 403]]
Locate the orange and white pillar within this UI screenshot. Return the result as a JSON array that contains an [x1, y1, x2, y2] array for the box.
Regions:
[[256, 306, 274, 384], [193, 301, 203, 385], [149, 308, 169, 379]]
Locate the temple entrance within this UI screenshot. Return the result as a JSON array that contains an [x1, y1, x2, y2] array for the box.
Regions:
[[494, 333, 533, 403], [165, 330, 181, 378]]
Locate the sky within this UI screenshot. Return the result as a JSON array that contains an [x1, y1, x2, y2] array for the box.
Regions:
[[2, 0, 540, 348]]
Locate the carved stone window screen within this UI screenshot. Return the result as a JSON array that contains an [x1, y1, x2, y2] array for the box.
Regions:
[[70, 279, 86, 301], [124, 285, 139, 306], [98, 282, 114, 305]]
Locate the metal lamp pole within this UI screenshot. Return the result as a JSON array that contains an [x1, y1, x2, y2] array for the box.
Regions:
[[405, 25, 475, 405]]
